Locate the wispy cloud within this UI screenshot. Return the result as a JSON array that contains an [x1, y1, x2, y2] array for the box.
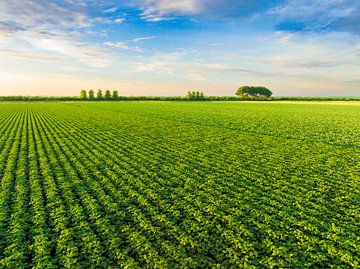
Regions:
[[103, 36, 155, 51], [0, 48, 61, 62], [113, 18, 125, 23], [266, 31, 360, 70], [128, 0, 360, 37], [132, 36, 156, 43], [134, 50, 249, 81], [0, 0, 91, 30], [137, 0, 202, 21], [130, 0, 281, 21], [0, 22, 24, 43], [272, 0, 360, 35], [0, 0, 115, 67], [103, 42, 129, 50], [269, 55, 338, 69], [103, 6, 118, 14]]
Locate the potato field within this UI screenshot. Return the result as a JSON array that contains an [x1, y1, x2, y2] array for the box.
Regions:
[[0, 101, 359, 268]]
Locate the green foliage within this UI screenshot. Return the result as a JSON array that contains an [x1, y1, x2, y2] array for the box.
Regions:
[[104, 90, 111, 100], [112, 90, 119, 100], [186, 91, 192, 100], [236, 86, 273, 98], [191, 91, 196, 99], [80, 90, 87, 100], [96, 89, 103, 100], [88, 89, 95, 100], [187, 91, 205, 100], [0, 101, 359, 268]]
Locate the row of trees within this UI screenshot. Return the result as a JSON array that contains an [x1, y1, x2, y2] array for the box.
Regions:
[[80, 87, 272, 101], [80, 90, 119, 100], [80, 90, 207, 101], [0, 96, 79, 102], [1, 86, 272, 102], [185, 86, 273, 101], [186, 91, 205, 100]]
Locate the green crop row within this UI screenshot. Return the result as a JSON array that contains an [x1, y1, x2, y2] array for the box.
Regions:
[[0, 102, 359, 268]]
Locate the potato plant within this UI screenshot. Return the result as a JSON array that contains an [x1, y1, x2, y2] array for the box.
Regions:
[[0, 101, 359, 268]]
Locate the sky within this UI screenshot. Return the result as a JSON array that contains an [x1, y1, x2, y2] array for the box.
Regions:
[[0, 0, 360, 96]]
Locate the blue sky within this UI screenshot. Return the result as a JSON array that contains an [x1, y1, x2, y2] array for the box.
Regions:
[[0, 0, 359, 96]]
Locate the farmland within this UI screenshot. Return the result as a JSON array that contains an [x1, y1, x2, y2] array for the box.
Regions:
[[0, 101, 359, 268]]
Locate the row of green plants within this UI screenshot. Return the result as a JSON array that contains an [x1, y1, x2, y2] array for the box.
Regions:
[[0, 102, 358, 268]]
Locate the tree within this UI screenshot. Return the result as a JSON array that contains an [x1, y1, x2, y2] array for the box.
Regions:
[[88, 89, 95, 100], [112, 90, 119, 100], [96, 89, 103, 100], [186, 91, 192, 100], [80, 90, 87, 100], [104, 90, 111, 100], [236, 86, 249, 97], [195, 91, 200, 100], [236, 86, 272, 98], [258, 87, 273, 97], [200, 92, 204, 100], [191, 91, 196, 100]]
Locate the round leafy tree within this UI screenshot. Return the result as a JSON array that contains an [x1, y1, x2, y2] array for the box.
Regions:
[[236, 86, 272, 97]]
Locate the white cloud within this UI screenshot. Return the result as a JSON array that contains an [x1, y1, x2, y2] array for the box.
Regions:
[[24, 36, 113, 67], [271, 0, 360, 35], [276, 32, 296, 44], [130, 0, 205, 21], [266, 31, 360, 70], [132, 36, 156, 42], [104, 7, 118, 14], [0, 0, 115, 67], [133, 50, 249, 78], [272, 0, 353, 19], [140, 14, 174, 22], [131, 0, 281, 22], [103, 36, 155, 52], [114, 18, 125, 23], [0, 0, 91, 30], [104, 41, 129, 49], [140, 0, 202, 16]]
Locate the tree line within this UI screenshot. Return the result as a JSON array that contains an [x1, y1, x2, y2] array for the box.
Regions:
[[186, 91, 205, 100], [3, 86, 359, 102], [0, 96, 80, 102], [79, 89, 207, 101], [80, 89, 119, 100], [80, 86, 273, 101]]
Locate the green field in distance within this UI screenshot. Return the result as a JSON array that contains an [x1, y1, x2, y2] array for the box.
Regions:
[[0, 101, 359, 268]]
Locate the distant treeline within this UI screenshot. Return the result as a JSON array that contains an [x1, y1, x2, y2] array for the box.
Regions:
[[0, 96, 80, 101], [0, 95, 241, 102], [273, 96, 360, 101], [0, 95, 359, 102], [0, 95, 266, 102]]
